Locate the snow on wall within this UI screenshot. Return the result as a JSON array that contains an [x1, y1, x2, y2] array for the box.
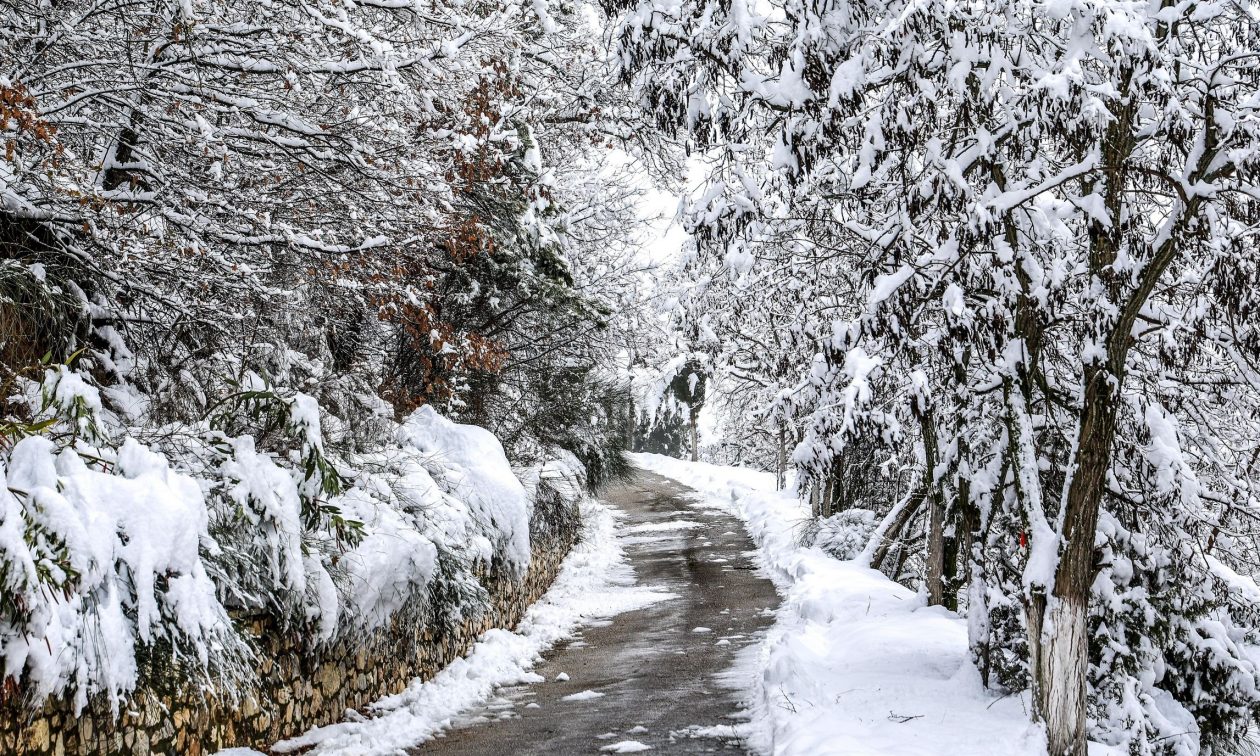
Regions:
[[0, 394, 554, 726]]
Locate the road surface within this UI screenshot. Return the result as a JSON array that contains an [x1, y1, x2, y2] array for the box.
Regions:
[[413, 469, 779, 755]]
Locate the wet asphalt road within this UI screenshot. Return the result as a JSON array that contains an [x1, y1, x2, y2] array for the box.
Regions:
[[412, 469, 780, 756]]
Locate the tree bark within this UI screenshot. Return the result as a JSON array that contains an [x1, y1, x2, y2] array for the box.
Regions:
[[957, 478, 978, 603], [942, 534, 959, 611], [689, 411, 699, 462], [833, 451, 846, 513], [918, 411, 947, 606], [776, 423, 786, 491]]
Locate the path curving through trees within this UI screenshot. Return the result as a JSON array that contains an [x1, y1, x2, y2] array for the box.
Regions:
[[413, 471, 779, 755]]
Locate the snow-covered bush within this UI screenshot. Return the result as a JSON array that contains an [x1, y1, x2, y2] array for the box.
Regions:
[[0, 366, 576, 714], [396, 406, 531, 574], [809, 509, 876, 561], [1088, 512, 1259, 756], [520, 448, 587, 548], [0, 436, 256, 712], [0, 371, 252, 712], [521, 376, 633, 490]]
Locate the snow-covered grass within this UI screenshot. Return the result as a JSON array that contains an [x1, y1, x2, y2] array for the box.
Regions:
[[632, 453, 1098, 756], [270, 497, 676, 755]]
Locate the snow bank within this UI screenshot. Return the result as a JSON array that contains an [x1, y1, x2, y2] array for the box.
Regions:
[[272, 498, 676, 755], [396, 406, 531, 571], [632, 453, 1114, 756]]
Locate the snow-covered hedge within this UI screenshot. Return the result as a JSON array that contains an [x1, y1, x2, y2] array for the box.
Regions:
[[1, 433, 246, 713], [0, 368, 564, 716], [807, 509, 876, 561]]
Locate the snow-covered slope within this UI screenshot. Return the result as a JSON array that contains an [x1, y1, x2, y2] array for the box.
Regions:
[[633, 453, 1117, 756]]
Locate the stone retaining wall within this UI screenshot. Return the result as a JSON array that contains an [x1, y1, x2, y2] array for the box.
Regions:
[[0, 491, 581, 755]]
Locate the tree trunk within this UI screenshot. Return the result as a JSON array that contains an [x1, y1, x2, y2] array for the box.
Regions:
[[942, 533, 959, 611], [924, 496, 946, 606], [689, 411, 699, 462], [1030, 369, 1117, 756], [822, 473, 834, 519], [958, 491, 986, 675], [627, 393, 636, 452], [833, 451, 846, 513], [868, 489, 924, 571], [918, 411, 947, 606], [1028, 592, 1090, 756], [776, 423, 786, 491], [957, 481, 978, 606]]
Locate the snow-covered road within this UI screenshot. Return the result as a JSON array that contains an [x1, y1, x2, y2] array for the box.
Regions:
[[254, 457, 1085, 756], [412, 470, 780, 754], [633, 454, 1103, 756]]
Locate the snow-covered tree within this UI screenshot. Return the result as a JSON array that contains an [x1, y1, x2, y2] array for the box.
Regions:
[[608, 0, 1260, 752], [1, 0, 675, 715]]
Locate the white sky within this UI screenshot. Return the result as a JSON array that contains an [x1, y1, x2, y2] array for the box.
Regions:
[[636, 181, 691, 266]]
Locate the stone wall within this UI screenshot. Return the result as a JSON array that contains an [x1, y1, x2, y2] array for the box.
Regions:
[[0, 491, 581, 755]]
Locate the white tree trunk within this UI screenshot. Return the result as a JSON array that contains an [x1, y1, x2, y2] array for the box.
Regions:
[[776, 424, 786, 491], [689, 413, 699, 462], [1028, 594, 1090, 756]]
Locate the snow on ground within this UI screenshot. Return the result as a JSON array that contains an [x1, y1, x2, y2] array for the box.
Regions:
[[600, 740, 653, 752], [270, 498, 677, 755], [632, 453, 1104, 756], [624, 519, 704, 533]]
